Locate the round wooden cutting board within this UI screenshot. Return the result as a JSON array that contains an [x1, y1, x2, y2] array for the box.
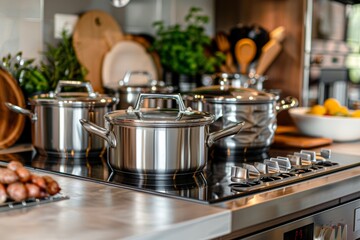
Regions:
[[72, 10, 123, 93], [0, 68, 26, 149]]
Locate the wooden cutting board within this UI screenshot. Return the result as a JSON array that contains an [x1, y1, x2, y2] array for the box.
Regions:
[[273, 126, 333, 149], [73, 10, 123, 93], [0, 68, 26, 149]]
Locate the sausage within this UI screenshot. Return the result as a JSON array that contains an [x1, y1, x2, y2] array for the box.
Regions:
[[42, 175, 55, 184], [7, 161, 24, 171], [46, 180, 61, 195], [31, 175, 46, 189], [25, 183, 41, 198], [0, 183, 7, 204], [6, 182, 27, 202], [15, 167, 31, 183], [0, 168, 19, 184]]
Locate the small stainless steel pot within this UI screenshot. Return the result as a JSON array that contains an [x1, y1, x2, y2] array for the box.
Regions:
[[104, 71, 174, 109], [80, 93, 244, 177], [6, 80, 118, 158], [184, 86, 298, 153]]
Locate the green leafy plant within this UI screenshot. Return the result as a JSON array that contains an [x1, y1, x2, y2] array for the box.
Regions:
[[1, 52, 49, 95], [151, 7, 225, 76], [39, 30, 87, 90]]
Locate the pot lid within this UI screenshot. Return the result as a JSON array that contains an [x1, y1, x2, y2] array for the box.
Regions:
[[105, 93, 214, 127], [29, 80, 118, 107], [187, 85, 275, 103], [108, 70, 174, 94]]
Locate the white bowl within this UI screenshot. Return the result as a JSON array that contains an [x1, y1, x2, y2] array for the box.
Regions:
[[289, 107, 360, 142]]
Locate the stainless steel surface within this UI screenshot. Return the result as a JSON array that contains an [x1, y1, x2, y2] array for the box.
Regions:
[[81, 93, 244, 176], [241, 198, 358, 239], [0, 142, 360, 239], [0, 168, 231, 240], [185, 87, 298, 151], [7, 81, 118, 158], [105, 71, 174, 110], [215, 162, 360, 238]]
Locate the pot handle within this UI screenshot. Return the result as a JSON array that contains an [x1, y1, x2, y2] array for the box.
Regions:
[[120, 71, 158, 86], [5, 102, 37, 122], [79, 119, 117, 148], [207, 121, 245, 148], [54, 80, 96, 97], [128, 93, 191, 113], [275, 96, 298, 113]]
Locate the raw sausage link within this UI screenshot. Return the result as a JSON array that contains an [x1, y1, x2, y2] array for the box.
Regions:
[[16, 167, 31, 183], [25, 183, 41, 198], [46, 181, 61, 195], [6, 182, 28, 202], [0, 183, 7, 204], [31, 175, 47, 189], [7, 161, 24, 171], [0, 168, 19, 184]]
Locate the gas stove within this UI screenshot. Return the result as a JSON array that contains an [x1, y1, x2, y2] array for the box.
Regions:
[[0, 147, 359, 205]]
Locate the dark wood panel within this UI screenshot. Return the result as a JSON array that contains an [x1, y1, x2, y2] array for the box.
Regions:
[[215, 0, 307, 124]]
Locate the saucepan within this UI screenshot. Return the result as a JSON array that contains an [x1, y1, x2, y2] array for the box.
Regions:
[[6, 80, 118, 158], [80, 93, 244, 178]]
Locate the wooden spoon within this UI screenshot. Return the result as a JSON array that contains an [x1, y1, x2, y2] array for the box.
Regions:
[[235, 38, 257, 74]]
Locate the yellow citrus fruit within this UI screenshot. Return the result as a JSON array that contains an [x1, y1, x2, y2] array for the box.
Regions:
[[323, 98, 341, 115], [309, 105, 326, 115], [351, 110, 360, 118], [336, 106, 349, 116]]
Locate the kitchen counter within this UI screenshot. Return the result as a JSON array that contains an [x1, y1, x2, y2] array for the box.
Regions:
[[0, 170, 231, 240], [1, 141, 360, 239]]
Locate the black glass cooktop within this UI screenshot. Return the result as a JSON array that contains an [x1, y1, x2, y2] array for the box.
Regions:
[[1, 147, 360, 204]]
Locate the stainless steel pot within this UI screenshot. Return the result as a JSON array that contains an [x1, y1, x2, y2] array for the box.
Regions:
[[80, 93, 244, 177], [6, 80, 118, 158], [184, 86, 298, 153], [105, 71, 174, 109]]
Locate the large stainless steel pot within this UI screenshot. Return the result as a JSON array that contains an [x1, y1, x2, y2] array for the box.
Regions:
[[105, 71, 174, 109], [80, 93, 244, 178], [184, 86, 298, 153], [6, 80, 118, 158]]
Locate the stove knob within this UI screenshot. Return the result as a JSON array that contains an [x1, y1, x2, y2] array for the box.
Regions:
[[300, 150, 317, 162], [320, 148, 331, 159], [242, 163, 260, 176], [264, 159, 280, 173], [287, 154, 302, 166], [275, 157, 292, 170], [230, 166, 249, 183], [254, 162, 269, 174]]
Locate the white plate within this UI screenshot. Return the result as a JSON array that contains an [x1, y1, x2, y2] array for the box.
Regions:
[[102, 40, 158, 88], [289, 107, 360, 142]]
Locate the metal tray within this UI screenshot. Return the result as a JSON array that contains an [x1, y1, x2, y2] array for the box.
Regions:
[[0, 194, 69, 212]]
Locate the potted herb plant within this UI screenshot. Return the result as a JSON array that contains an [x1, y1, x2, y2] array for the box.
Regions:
[[152, 7, 224, 92]]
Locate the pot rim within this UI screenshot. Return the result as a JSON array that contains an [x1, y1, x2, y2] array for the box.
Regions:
[[186, 85, 276, 104], [105, 108, 215, 127]]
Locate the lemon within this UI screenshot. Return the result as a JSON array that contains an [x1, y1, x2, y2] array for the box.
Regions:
[[336, 106, 349, 116], [324, 98, 341, 115], [351, 110, 360, 118], [309, 105, 326, 115]]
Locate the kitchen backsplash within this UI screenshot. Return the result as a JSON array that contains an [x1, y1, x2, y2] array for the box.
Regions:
[[0, 0, 214, 62]]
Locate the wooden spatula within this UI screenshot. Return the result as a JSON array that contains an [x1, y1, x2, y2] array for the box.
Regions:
[[255, 39, 282, 76], [235, 38, 257, 74]]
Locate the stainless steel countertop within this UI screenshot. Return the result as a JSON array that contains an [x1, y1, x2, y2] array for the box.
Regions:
[[1, 142, 360, 239], [0, 171, 231, 240]]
